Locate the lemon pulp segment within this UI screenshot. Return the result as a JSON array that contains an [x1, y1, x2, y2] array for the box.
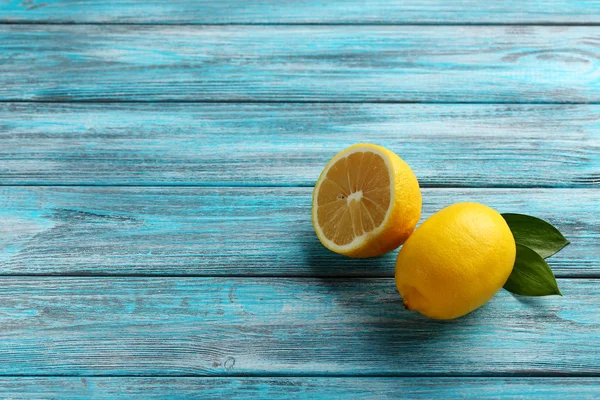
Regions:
[[316, 149, 391, 247]]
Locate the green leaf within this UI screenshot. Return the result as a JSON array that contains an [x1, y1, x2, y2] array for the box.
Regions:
[[502, 213, 569, 258], [504, 244, 562, 296]]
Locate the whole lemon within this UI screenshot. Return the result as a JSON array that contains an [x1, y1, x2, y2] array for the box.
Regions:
[[395, 202, 516, 320]]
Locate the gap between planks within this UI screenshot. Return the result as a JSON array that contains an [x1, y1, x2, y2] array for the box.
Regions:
[[1, 184, 598, 188], [2, 100, 600, 105], [3, 23, 600, 27], [0, 373, 599, 378], [0, 274, 596, 279]]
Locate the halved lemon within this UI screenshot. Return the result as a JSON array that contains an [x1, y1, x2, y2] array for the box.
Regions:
[[312, 143, 422, 258]]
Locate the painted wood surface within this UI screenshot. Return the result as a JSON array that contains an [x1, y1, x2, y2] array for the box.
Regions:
[[1, 187, 596, 277], [2, 26, 600, 103], [0, 277, 597, 375], [3, 0, 600, 24], [2, 103, 599, 187], [2, 0, 600, 395], [0, 377, 599, 399]]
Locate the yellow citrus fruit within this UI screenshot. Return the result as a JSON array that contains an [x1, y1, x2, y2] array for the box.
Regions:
[[312, 143, 421, 258], [395, 202, 516, 320]]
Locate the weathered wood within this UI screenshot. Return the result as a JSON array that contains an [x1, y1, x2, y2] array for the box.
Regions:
[[0, 377, 598, 398], [1, 26, 600, 102], [2, 0, 600, 24], [2, 103, 599, 187], [0, 187, 596, 276], [0, 277, 597, 375]]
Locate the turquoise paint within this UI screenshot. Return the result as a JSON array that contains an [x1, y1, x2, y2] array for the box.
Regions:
[[1, 104, 598, 187], [0, 278, 597, 376], [0, 1, 599, 396], [1, 0, 599, 24], [1, 26, 600, 102], [1, 377, 599, 399], [0, 187, 596, 276]]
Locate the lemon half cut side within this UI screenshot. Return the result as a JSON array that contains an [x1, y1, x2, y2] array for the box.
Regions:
[[312, 143, 422, 258]]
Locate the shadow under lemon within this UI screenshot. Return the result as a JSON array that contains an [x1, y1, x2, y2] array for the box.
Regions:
[[301, 231, 497, 371], [302, 229, 396, 277]]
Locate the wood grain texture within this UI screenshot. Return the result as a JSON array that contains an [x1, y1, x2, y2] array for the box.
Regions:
[[2, 0, 600, 24], [1, 187, 596, 276], [2, 26, 600, 102], [0, 277, 597, 375], [2, 103, 599, 187], [0, 377, 599, 399]]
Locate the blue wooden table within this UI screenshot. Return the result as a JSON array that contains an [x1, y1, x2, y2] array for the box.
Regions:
[[1, 1, 600, 398]]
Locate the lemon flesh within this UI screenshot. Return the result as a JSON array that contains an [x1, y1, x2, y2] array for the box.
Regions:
[[312, 143, 421, 258], [395, 202, 516, 319]]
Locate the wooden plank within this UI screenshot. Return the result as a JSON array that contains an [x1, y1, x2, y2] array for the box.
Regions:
[[0, 377, 598, 399], [1, 26, 600, 103], [1, 187, 596, 276], [2, 0, 599, 24], [0, 277, 597, 375], [2, 103, 599, 187]]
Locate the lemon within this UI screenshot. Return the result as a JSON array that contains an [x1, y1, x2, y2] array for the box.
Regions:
[[312, 143, 421, 258], [395, 202, 516, 319]]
